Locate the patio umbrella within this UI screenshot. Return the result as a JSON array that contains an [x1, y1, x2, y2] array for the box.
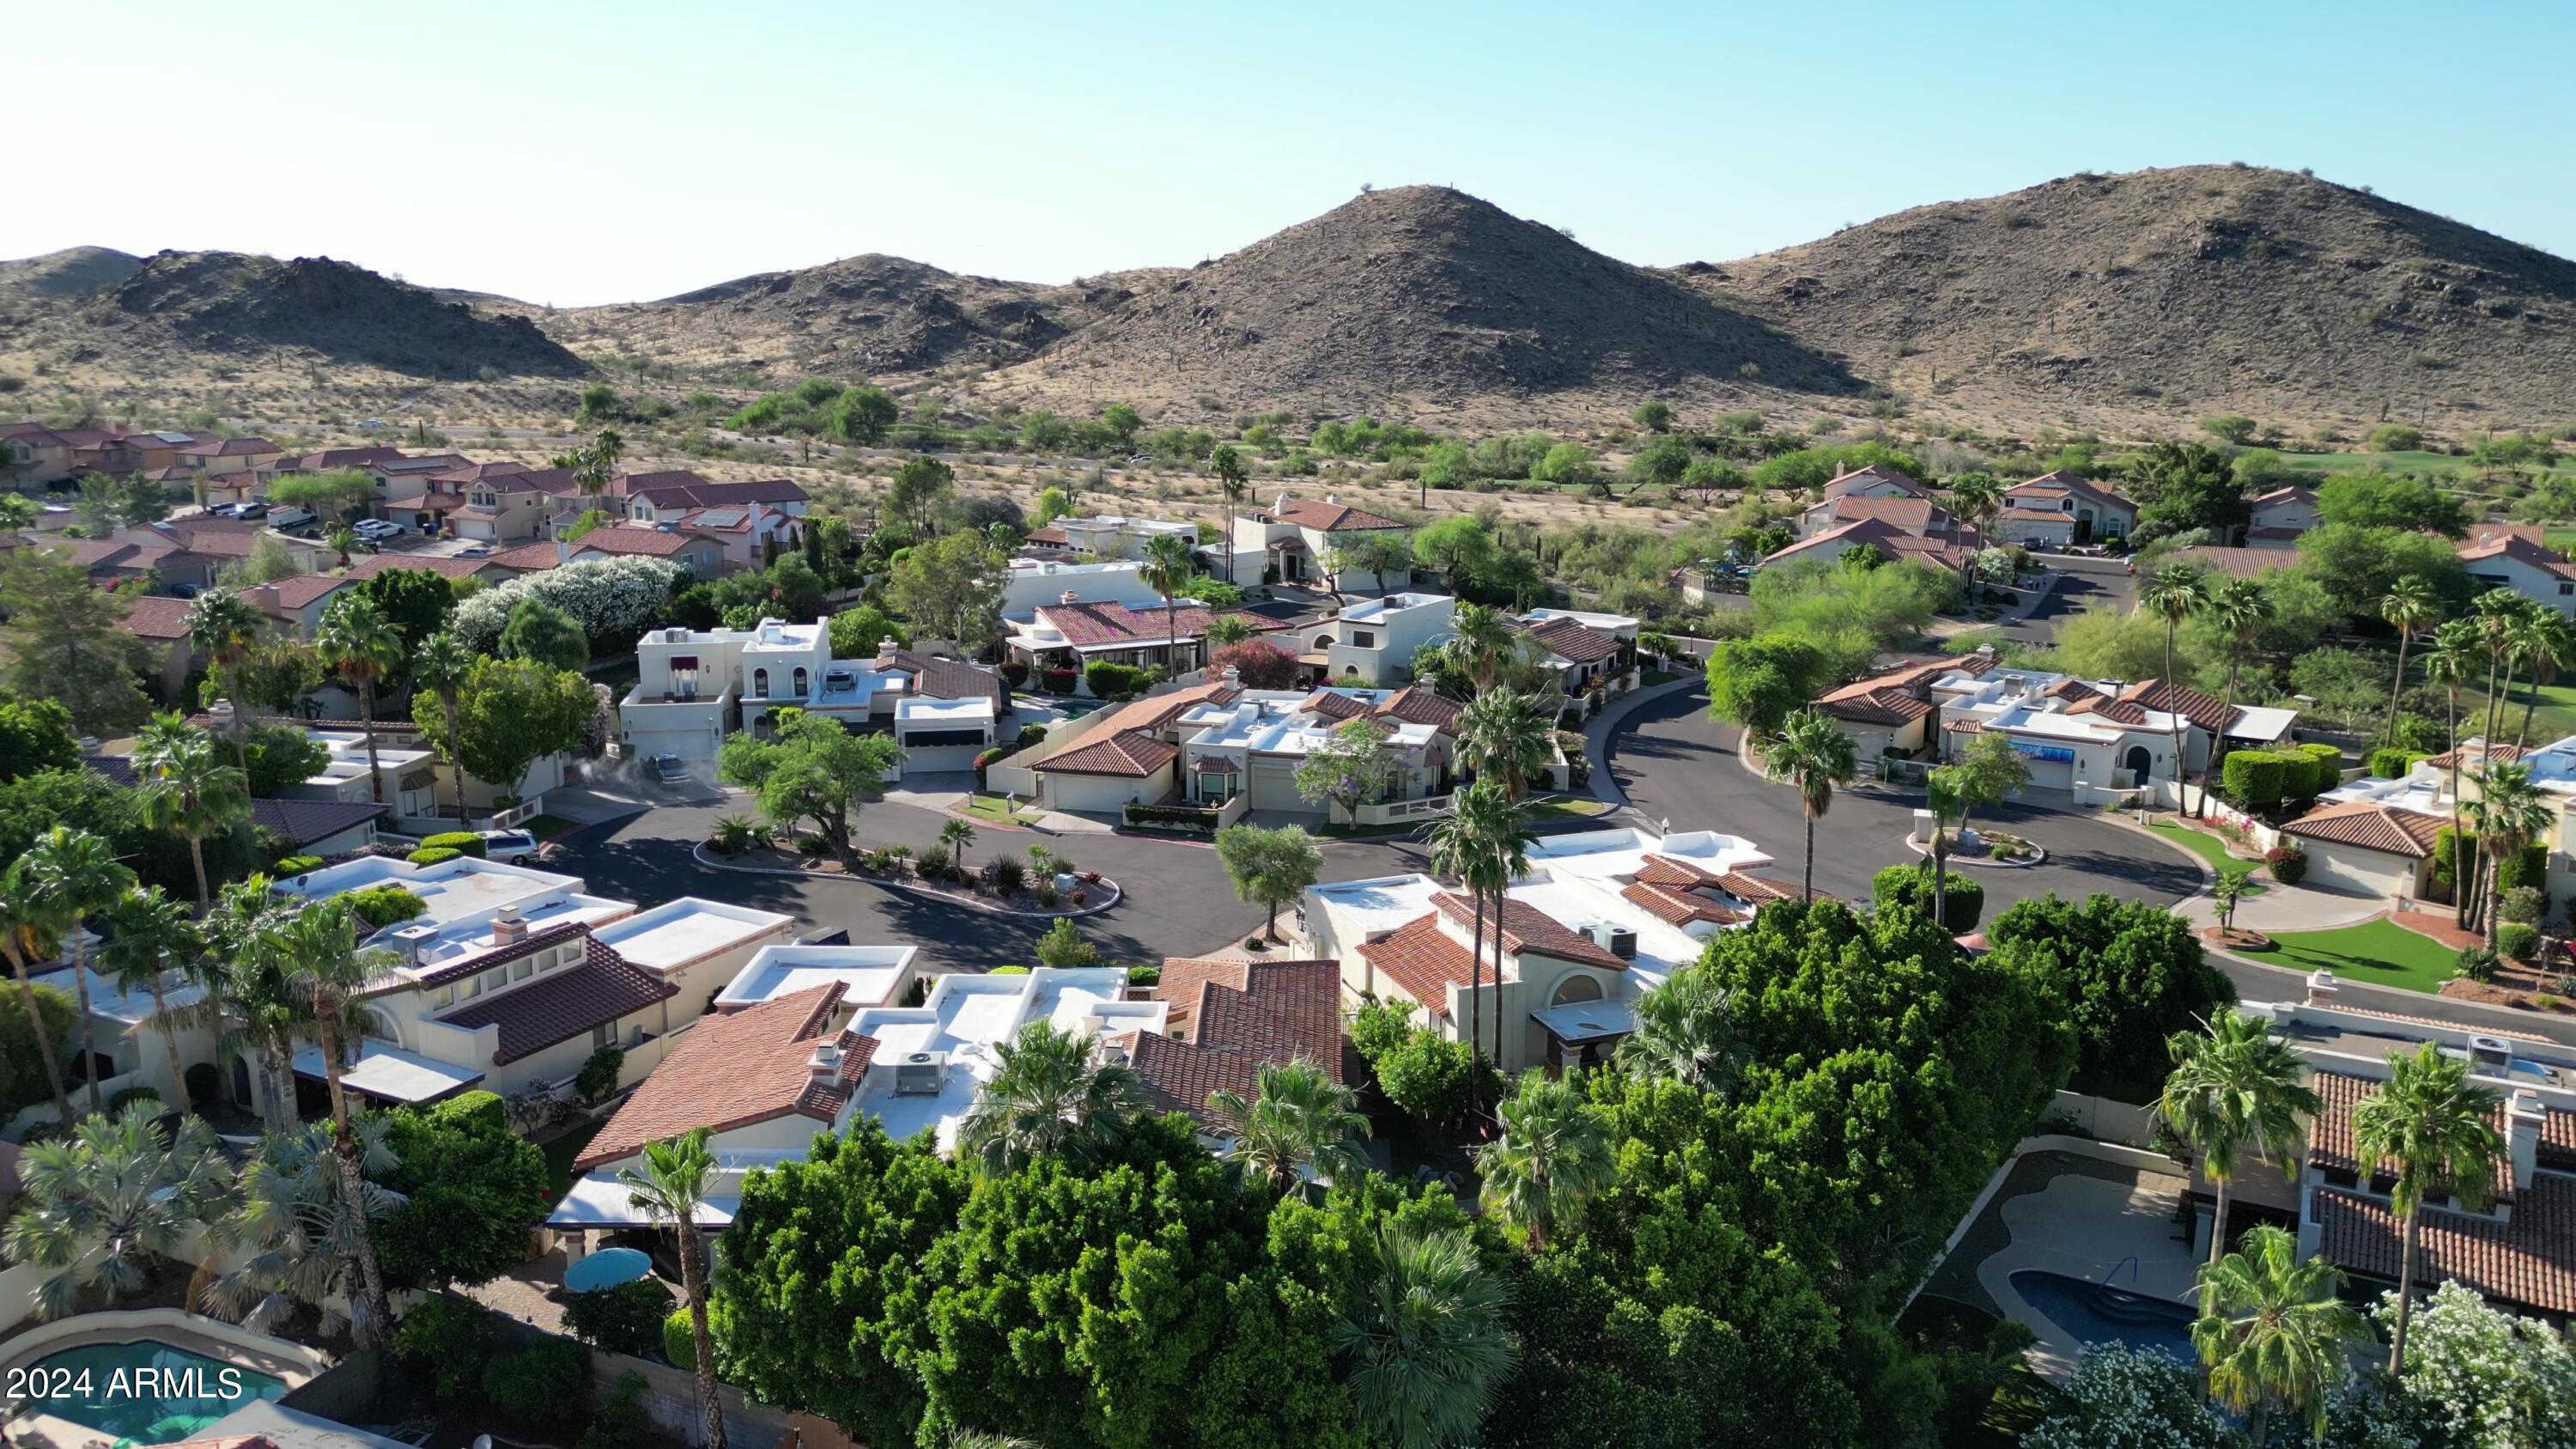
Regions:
[[562, 1245, 652, 1293]]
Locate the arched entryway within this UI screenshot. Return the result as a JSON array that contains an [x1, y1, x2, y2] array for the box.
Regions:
[[2123, 744, 2153, 784]]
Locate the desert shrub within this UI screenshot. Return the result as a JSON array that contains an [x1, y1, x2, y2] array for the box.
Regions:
[[574, 1046, 625, 1101], [662, 1309, 696, 1370], [1034, 880, 1060, 908], [407, 847, 463, 868], [1084, 660, 1157, 701], [1870, 864, 1986, 933], [481, 1339, 592, 1428], [393, 1294, 495, 1399], [2455, 946, 2500, 983], [2502, 886, 2547, 925], [794, 832, 832, 858], [421, 831, 488, 858], [346, 885, 428, 928], [983, 855, 1027, 896], [2500, 923, 2542, 962], [562, 1279, 670, 1359], [2263, 843, 2307, 884]]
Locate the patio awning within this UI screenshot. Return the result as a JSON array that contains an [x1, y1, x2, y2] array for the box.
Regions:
[[1528, 998, 1636, 1047], [292, 1041, 484, 1104]]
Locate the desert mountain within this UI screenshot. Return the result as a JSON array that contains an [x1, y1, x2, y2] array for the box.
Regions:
[[0, 246, 144, 300], [1684, 164, 2576, 432], [980, 185, 1855, 419]]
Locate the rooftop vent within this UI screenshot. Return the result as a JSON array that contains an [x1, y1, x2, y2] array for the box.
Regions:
[[1060, 589, 1080, 606], [807, 1042, 841, 1087], [2468, 1033, 2515, 1071], [390, 922, 441, 962], [893, 1050, 948, 1096]]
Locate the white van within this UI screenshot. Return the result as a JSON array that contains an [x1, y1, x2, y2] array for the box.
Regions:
[[267, 507, 316, 531]]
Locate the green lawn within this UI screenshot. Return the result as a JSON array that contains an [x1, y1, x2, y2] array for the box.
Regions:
[[541, 1120, 605, 1196], [2257, 919, 2462, 994], [957, 794, 1042, 825], [2464, 679, 2576, 748], [2143, 821, 2267, 894], [1524, 795, 1615, 823]]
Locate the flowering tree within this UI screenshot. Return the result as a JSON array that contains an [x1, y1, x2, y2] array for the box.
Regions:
[[2020, 1344, 2239, 1449], [2322, 1282, 2576, 1448], [449, 557, 683, 654], [1294, 718, 1404, 820]]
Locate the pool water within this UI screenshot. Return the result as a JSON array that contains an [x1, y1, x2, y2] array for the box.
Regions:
[[2009, 1269, 2197, 1365], [15, 1338, 286, 1444]]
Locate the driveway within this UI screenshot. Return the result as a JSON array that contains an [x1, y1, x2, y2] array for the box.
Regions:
[[1994, 554, 2133, 648]]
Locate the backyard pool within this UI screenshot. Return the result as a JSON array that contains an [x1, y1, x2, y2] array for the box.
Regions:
[[11, 1338, 286, 1443], [2009, 1269, 2197, 1366]]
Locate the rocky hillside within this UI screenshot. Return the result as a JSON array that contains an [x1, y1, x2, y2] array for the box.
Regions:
[[981, 185, 1855, 421], [0, 246, 143, 300], [1683, 164, 2576, 433]]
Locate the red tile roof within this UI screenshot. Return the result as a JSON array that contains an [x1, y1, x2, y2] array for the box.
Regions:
[[342, 552, 511, 580], [1432, 891, 1628, 970], [2281, 800, 2445, 859], [567, 526, 705, 557], [1356, 913, 1478, 1007], [119, 594, 196, 640], [1621, 880, 1742, 926], [626, 477, 810, 509], [246, 574, 353, 614], [2459, 532, 2576, 581], [2169, 545, 2292, 580], [2117, 678, 2234, 734], [574, 983, 851, 1170], [1820, 464, 1929, 500], [2312, 1177, 2576, 1315], [1375, 684, 1463, 732], [1130, 958, 1346, 1128], [2426, 742, 2528, 770], [437, 935, 678, 1066], [1518, 616, 1622, 666], [1030, 729, 1178, 777], [1265, 497, 1408, 532], [1302, 689, 1372, 722], [1032, 679, 1238, 775], [1037, 598, 1232, 647], [2307, 1071, 2514, 1197]]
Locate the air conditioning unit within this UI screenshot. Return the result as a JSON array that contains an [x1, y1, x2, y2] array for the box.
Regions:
[[390, 922, 441, 962], [1584, 922, 1639, 959], [893, 1050, 949, 1096]]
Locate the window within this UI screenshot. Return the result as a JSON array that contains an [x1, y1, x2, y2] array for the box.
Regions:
[[483, 967, 506, 994], [514, 958, 534, 981], [752, 667, 770, 698], [432, 985, 453, 1008], [1351, 630, 1376, 648], [793, 667, 810, 696], [592, 1023, 613, 1050], [460, 976, 481, 1000]]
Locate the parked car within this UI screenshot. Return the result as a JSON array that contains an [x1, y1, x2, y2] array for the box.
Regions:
[[648, 754, 689, 785], [476, 829, 542, 865], [354, 518, 403, 538], [267, 506, 316, 531], [457, 545, 492, 558]]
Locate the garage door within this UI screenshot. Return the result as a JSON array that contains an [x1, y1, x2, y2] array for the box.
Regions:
[[1249, 756, 1310, 813], [2008, 751, 2075, 792], [2300, 840, 2412, 901]]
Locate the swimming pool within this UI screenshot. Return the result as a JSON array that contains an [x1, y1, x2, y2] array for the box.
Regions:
[[2009, 1269, 2197, 1365], [11, 1338, 287, 1444]]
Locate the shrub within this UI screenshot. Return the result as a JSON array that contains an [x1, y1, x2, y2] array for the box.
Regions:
[[183, 1062, 219, 1108], [2500, 923, 2541, 962], [574, 1046, 625, 1102], [106, 1087, 165, 1116], [2498, 843, 2551, 895], [1126, 965, 1162, 987], [1210, 640, 1299, 690], [2221, 751, 2288, 807], [2435, 827, 2477, 893], [581, 1373, 649, 1449], [1034, 880, 1060, 908], [662, 1309, 696, 1371], [984, 855, 1027, 895], [1016, 722, 1048, 749], [2366, 746, 2415, 779], [999, 660, 1029, 686], [1041, 667, 1078, 693], [346, 885, 428, 928], [1084, 660, 1157, 701], [482, 1339, 592, 1428], [422, 831, 489, 859], [2263, 843, 2307, 884], [1351, 1000, 1417, 1061], [407, 846, 464, 867], [1036, 917, 1099, 968], [794, 832, 832, 858], [562, 1278, 670, 1359], [1373, 1032, 1502, 1126], [1870, 864, 1986, 932], [0, 981, 76, 1117], [974, 746, 1005, 790], [271, 854, 325, 876], [2502, 886, 2547, 925], [393, 1294, 494, 1399], [2292, 742, 2345, 799], [708, 814, 766, 855], [2455, 946, 2501, 983]]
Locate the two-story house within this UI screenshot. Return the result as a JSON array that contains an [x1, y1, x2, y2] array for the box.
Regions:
[[1993, 472, 2140, 547], [1232, 495, 1409, 588], [1297, 592, 1456, 685], [2245, 485, 2320, 548], [1172, 683, 1461, 819], [2458, 527, 2576, 616], [424, 461, 568, 543], [620, 620, 1006, 770]]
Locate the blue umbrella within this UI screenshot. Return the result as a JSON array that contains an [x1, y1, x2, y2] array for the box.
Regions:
[[562, 1246, 652, 1292]]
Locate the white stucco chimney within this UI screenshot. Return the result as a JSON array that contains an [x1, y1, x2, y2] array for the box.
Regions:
[[490, 905, 527, 947], [2509, 1089, 2547, 1191], [2305, 969, 2339, 1007]]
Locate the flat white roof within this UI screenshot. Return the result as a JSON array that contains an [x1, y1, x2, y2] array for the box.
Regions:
[[292, 1041, 483, 1102], [2230, 705, 2300, 743], [717, 944, 919, 1010], [590, 898, 795, 971], [843, 968, 1164, 1154], [897, 695, 995, 723], [33, 965, 204, 1025]]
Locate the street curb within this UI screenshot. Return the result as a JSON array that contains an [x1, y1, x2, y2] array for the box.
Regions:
[[688, 843, 1125, 920]]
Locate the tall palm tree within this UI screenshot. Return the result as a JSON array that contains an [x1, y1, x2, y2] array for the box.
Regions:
[[1139, 531, 1197, 673], [2350, 1042, 2505, 1374], [1446, 603, 1520, 693], [1205, 1056, 1372, 1196], [270, 895, 396, 1349], [185, 585, 266, 768], [939, 818, 978, 874], [2378, 575, 2437, 748], [0, 1103, 234, 1321], [2465, 762, 2551, 951], [2139, 563, 2208, 814], [2509, 606, 2573, 748], [1212, 445, 1247, 557], [1946, 474, 2003, 540], [314, 594, 404, 804], [1334, 1221, 1517, 1449], [2158, 1012, 2318, 1269], [0, 861, 76, 1130], [956, 1019, 1146, 1175], [23, 825, 139, 1117], [1477, 1069, 1617, 1251], [97, 886, 204, 1114], [208, 1117, 407, 1337], [2207, 575, 2272, 729], [2190, 1223, 2365, 1445], [1763, 707, 1857, 901], [412, 631, 475, 823], [1455, 687, 1555, 804], [1613, 966, 1743, 1095], [620, 1128, 728, 1449], [198, 877, 301, 1135], [2473, 592, 2526, 746], [1428, 779, 1532, 1114], [2422, 621, 2479, 926], [132, 714, 251, 910], [1923, 766, 1965, 928]]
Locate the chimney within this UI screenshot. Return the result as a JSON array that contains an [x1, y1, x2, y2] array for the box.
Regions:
[[207, 698, 237, 735], [2305, 969, 2338, 1007], [876, 636, 898, 667], [2508, 1089, 2547, 1191], [491, 906, 527, 947], [808, 1041, 843, 1090], [555, 539, 572, 566], [1221, 665, 1241, 685], [1060, 589, 1079, 606]]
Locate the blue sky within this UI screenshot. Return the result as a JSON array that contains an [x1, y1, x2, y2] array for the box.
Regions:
[[15, 1, 2571, 305]]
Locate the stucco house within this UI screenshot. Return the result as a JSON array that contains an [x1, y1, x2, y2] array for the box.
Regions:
[[1929, 666, 2299, 795], [2245, 485, 2320, 548], [1993, 472, 2138, 547], [619, 620, 1005, 770], [1295, 592, 1457, 685], [1171, 684, 1459, 818], [1232, 495, 1409, 588], [2458, 529, 2576, 617]]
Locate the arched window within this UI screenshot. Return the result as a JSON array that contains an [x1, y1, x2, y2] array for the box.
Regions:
[[1550, 974, 1605, 1008], [752, 667, 770, 698], [793, 667, 810, 697], [361, 1008, 401, 1045]]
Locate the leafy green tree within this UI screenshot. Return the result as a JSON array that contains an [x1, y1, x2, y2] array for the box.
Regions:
[[0, 1104, 234, 1320], [349, 566, 457, 653], [1704, 633, 1816, 738], [0, 698, 81, 782], [1477, 1071, 1614, 1251], [0, 977, 75, 1119], [957, 1019, 1147, 1177], [884, 456, 957, 536], [1762, 708, 1856, 900], [2318, 472, 2470, 536], [266, 467, 375, 524], [2200, 414, 2261, 445], [1294, 717, 1404, 820], [1206, 1057, 1372, 1196], [1624, 436, 1692, 490], [2191, 1224, 2364, 1443], [1214, 823, 1323, 941], [832, 385, 898, 443], [1530, 442, 1597, 488], [1338, 530, 1414, 596], [1987, 892, 2235, 1096], [1630, 401, 1673, 433], [718, 706, 902, 858], [2123, 440, 2246, 540], [888, 530, 1006, 650], [428, 655, 595, 804], [2294, 521, 2474, 620], [496, 594, 591, 671], [826, 603, 910, 657], [2159, 1012, 2318, 1269], [378, 1089, 550, 1291], [2020, 1344, 2237, 1449], [1, 545, 153, 733], [1336, 1221, 1517, 1449], [2353, 1042, 2506, 1375]]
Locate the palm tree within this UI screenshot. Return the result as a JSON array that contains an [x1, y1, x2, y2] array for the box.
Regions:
[[328, 527, 358, 569], [2210, 869, 2251, 935], [97, 886, 204, 1114], [956, 1019, 1146, 1175], [2509, 606, 2573, 748], [270, 895, 397, 1349], [315, 594, 404, 804], [1205, 1056, 1372, 1196], [1455, 687, 1555, 803], [132, 714, 251, 910], [0, 861, 76, 1130], [2465, 762, 2551, 951], [1763, 708, 1857, 901], [1212, 444, 1247, 565], [2378, 575, 2437, 748], [2158, 1012, 2318, 1269], [939, 818, 978, 875], [2422, 621, 2479, 925], [198, 878, 301, 1135], [1446, 603, 1520, 693], [1946, 474, 2003, 539], [23, 825, 139, 1117], [185, 586, 266, 767], [413, 631, 474, 823], [1334, 1221, 1517, 1449], [2207, 575, 2272, 733], [207, 1117, 408, 1338], [1427, 779, 1531, 1114], [1477, 1069, 1617, 1251], [2190, 1224, 2366, 1445], [620, 1128, 728, 1449], [1613, 966, 1743, 1094], [1923, 766, 1964, 928], [2350, 1042, 2505, 1374], [0, 1103, 234, 1321], [1139, 532, 1197, 673], [2139, 563, 2208, 814], [2473, 592, 2525, 745]]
